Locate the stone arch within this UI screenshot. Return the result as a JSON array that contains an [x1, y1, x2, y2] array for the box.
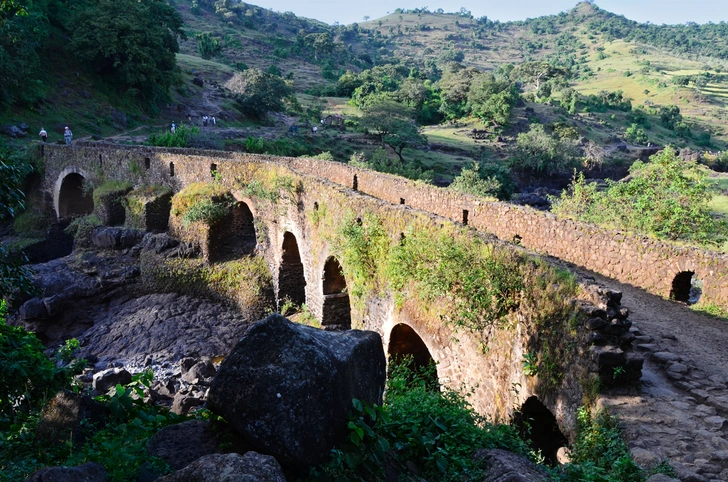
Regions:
[[278, 231, 307, 309], [209, 200, 257, 262], [670, 271, 700, 304], [388, 323, 439, 389], [512, 396, 568, 465], [321, 256, 351, 329], [53, 167, 94, 220]]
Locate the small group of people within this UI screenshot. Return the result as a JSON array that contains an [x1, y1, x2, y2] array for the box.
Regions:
[[202, 115, 216, 127], [38, 126, 72, 144]]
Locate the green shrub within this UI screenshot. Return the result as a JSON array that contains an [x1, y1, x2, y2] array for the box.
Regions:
[[449, 161, 501, 200], [171, 182, 230, 219], [552, 147, 728, 247], [509, 124, 580, 175], [624, 124, 647, 144], [0, 301, 58, 417], [310, 360, 531, 481], [181, 198, 230, 227], [348, 149, 434, 183], [12, 209, 47, 238], [148, 125, 199, 148], [552, 407, 643, 481], [64, 214, 102, 247]]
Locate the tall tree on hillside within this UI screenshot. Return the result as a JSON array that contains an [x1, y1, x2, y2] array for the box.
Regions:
[[225, 68, 295, 118], [0, 0, 47, 106], [68, 0, 185, 102], [359, 101, 428, 162]]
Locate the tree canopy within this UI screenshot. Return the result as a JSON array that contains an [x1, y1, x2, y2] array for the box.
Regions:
[[552, 147, 728, 247], [66, 0, 185, 101], [359, 101, 428, 162], [225, 68, 295, 118]]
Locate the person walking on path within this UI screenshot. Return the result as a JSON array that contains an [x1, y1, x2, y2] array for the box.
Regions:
[[171, 122, 176, 133], [39, 127, 47, 142], [63, 126, 72, 145]]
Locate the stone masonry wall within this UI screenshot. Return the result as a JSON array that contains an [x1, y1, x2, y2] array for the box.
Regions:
[[41, 143, 644, 439], [42, 143, 728, 316]]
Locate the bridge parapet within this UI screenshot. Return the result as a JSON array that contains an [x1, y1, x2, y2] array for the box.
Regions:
[[41, 143, 650, 440]]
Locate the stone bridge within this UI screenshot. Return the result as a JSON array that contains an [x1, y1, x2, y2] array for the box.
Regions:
[[40, 142, 712, 448]]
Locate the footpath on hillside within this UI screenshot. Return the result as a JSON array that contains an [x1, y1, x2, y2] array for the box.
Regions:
[[586, 270, 728, 482]]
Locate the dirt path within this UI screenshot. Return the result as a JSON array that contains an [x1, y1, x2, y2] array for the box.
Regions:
[[585, 271, 728, 481]]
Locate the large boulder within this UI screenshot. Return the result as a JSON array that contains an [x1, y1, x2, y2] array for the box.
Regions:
[[35, 390, 109, 447], [474, 449, 548, 481], [157, 452, 285, 482], [146, 420, 238, 471], [25, 462, 106, 482], [207, 314, 386, 468]]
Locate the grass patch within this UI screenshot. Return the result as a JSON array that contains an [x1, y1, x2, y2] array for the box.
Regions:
[[140, 251, 274, 314], [171, 182, 231, 220]]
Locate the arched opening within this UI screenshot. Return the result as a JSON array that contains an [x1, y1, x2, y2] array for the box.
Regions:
[[169, 162, 175, 177], [278, 232, 306, 310], [209, 201, 256, 262], [462, 209, 469, 226], [670, 271, 701, 304], [144, 157, 150, 170], [353, 175, 358, 191], [57, 173, 93, 219], [512, 396, 568, 466], [388, 323, 438, 391], [210, 163, 218, 178], [322, 256, 351, 329]]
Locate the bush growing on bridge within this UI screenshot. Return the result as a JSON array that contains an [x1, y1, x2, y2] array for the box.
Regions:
[[551, 147, 728, 247], [171, 182, 233, 227]]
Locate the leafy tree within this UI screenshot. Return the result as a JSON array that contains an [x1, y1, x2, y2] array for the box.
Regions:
[[0, 1, 47, 106], [552, 148, 728, 247], [509, 124, 580, 175], [466, 74, 519, 128], [67, 0, 184, 101], [225, 68, 295, 118], [659, 105, 683, 130], [0, 150, 34, 301], [196, 32, 221, 60], [359, 101, 428, 163], [625, 124, 648, 144], [349, 149, 434, 183], [449, 162, 501, 199], [437, 63, 478, 119]]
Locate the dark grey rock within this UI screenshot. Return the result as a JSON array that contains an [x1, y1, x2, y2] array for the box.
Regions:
[[157, 452, 285, 482], [207, 314, 386, 468], [78, 293, 253, 367], [25, 462, 106, 482], [474, 448, 548, 481], [93, 367, 132, 393], [147, 420, 227, 471], [19, 298, 48, 320], [172, 391, 205, 416], [182, 360, 216, 384], [35, 390, 109, 447]]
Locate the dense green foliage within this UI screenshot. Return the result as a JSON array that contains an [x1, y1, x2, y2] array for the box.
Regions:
[[0, 148, 35, 301], [552, 148, 728, 247], [510, 124, 581, 175], [0, 301, 57, 416], [449, 161, 507, 200], [66, 0, 184, 102], [310, 361, 532, 481], [359, 101, 428, 162], [1, 368, 182, 482], [148, 126, 200, 148], [226, 68, 295, 118], [348, 149, 434, 183], [553, 407, 644, 481]]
